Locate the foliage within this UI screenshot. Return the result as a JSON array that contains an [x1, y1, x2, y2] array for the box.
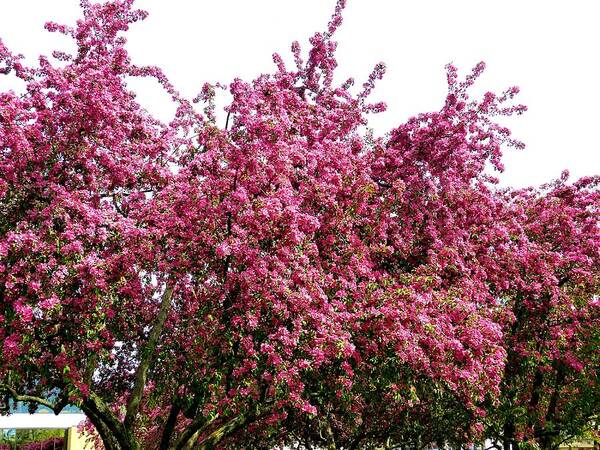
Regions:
[[0, 0, 597, 449], [0, 429, 64, 449]]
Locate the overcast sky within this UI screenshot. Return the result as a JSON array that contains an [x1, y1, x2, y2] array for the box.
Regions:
[[1, 0, 598, 188]]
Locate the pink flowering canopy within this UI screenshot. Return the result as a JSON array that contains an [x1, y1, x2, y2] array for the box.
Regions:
[[0, 1, 598, 450], [485, 175, 600, 450]]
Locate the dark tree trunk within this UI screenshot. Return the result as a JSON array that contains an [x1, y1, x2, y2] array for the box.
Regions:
[[503, 419, 516, 450]]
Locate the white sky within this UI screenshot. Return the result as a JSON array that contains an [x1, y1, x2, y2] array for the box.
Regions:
[[0, 0, 598, 188]]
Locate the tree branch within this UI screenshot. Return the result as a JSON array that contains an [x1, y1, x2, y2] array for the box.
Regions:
[[80, 402, 121, 450], [225, 111, 232, 130], [1, 384, 123, 448], [0, 384, 66, 415], [83, 391, 131, 450], [173, 413, 219, 450], [158, 402, 181, 450], [196, 413, 250, 450], [324, 419, 337, 450], [124, 284, 174, 430], [52, 392, 70, 415]]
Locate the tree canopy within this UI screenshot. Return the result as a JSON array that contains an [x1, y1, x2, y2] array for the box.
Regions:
[[1, 1, 598, 449]]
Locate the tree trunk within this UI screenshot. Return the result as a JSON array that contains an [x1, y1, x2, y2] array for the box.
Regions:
[[503, 419, 516, 450]]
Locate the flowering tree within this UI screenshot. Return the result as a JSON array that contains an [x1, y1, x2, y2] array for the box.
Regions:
[[484, 175, 600, 450], [0, 1, 597, 450]]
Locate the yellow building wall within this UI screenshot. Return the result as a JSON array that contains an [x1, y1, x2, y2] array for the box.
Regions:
[[66, 427, 95, 450]]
